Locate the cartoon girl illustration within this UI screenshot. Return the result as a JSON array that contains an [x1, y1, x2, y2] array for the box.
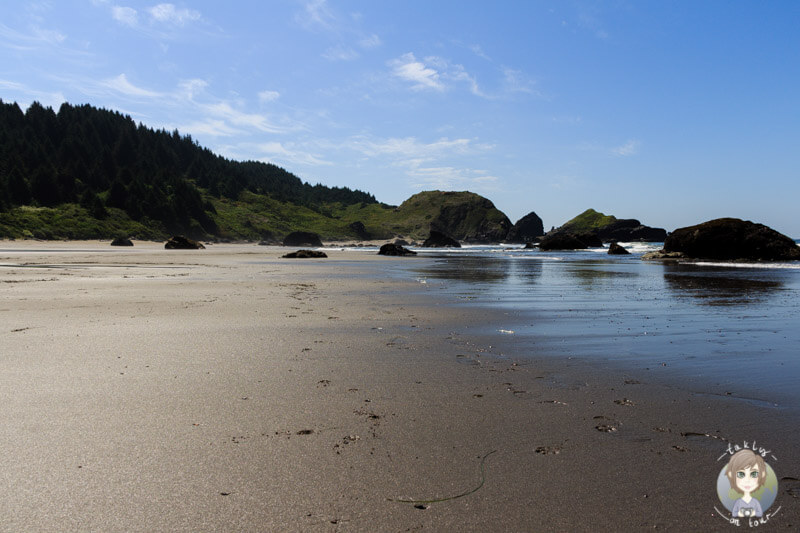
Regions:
[[725, 449, 767, 518]]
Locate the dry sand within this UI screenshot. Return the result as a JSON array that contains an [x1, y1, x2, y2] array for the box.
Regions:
[[1, 241, 798, 532]]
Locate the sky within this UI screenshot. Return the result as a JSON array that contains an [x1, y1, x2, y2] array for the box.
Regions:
[[1, 1, 799, 236]]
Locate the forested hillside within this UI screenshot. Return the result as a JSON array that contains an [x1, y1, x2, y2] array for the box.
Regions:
[[0, 100, 376, 239]]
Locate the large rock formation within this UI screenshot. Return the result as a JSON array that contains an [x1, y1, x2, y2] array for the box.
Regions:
[[538, 232, 602, 250], [551, 209, 666, 243], [505, 211, 544, 243], [422, 230, 461, 248], [656, 218, 800, 261], [394, 191, 512, 243], [282, 231, 323, 247]]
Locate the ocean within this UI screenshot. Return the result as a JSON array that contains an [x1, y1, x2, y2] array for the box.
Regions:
[[336, 242, 800, 414]]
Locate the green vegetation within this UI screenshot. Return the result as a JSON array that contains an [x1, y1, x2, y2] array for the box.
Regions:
[[0, 100, 513, 243], [0, 99, 377, 240], [555, 209, 618, 234]]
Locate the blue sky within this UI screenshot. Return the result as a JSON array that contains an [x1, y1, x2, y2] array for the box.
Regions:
[[2, 1, 799, 236]]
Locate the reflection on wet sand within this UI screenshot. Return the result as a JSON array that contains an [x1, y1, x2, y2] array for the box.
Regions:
[[663, 265, 784, 306]]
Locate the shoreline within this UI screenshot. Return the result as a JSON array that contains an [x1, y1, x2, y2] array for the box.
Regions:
[[1, 242, 798, 531]]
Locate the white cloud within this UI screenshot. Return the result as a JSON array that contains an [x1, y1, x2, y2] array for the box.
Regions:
[[112, 6, 138, 26], [148, 3, 201, 26], [359, 33, 381, 49], [351, 136, 479, 159], [502, 67, 539, 96], [258, 90, 280, 103], [180, 118, 240, 137], [257, 142, 332, 167], [612, 140, 640, 157], [102, 73, 162, 98], [179, 78, 208, 100], [203, 101, 287, 134], [390, 53, 444, 91], [298, 0, 335, 30]]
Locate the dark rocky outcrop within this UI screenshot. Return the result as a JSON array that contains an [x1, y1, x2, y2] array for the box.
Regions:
[[597, 219, 667, 242], [378, 243, 417, 256], [395, 191, 512, 243], [659, 218, 800, 261], [505, 212, 544, 243], [538, 232, 602, 250], [552, 209, 666, 243], [349, 221, 371, 240], [282, 249, 328, 258], [111, 236, 133, 246], [165, 235, 205, 249], [422, 230, 461, 248], [524, 242, 536, 249], [608, 242, 630, 255], [282, 231, 323, 247]]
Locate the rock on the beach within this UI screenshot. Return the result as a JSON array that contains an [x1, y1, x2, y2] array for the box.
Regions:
[[378, 243, 417, 256], [422, 230, 461, 248], [348, 221, 371, 240], [282, 249, 328, 258], [538, 232, 602, 250], [165, 235, 205, 249], [111, 236, 133, 246], [661, 218, 800, 261], [505, 211, 545, 243], [608, 242, 630, 255], [282, 231, 323, 247]]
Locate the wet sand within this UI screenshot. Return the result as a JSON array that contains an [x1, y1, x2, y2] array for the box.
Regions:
[[1, 241, 798, 532]]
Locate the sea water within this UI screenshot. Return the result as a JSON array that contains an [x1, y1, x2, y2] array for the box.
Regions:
[[344, 243, 800, 412]]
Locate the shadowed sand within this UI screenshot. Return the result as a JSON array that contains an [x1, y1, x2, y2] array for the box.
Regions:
[[1, 241, 798, 531]]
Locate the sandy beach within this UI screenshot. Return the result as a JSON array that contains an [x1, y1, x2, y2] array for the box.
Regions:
[[1, 241, 798, 532]]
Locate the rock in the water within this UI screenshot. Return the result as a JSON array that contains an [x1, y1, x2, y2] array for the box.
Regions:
[[165, 235, 205, 249], [378, 243, 417, 256], [397, 191, 511, 243], [282, 231, 323, 247], [506, 212, 544, 243], [554, 209, 666, 243], [524, 242, 536, 249], [282, 249, 327, 258], [538, 232, 602, 250], [607, 242, 630, 255], [111, 236, 133, 246], [662, 218, 800, 261], [422, 230, 461, 248]]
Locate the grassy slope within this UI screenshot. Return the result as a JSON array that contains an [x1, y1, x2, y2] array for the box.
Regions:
[[0, 190, 508, 243], [556, 208, 617, 233]]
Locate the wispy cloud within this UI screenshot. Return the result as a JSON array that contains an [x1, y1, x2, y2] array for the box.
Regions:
[[389, 53, 444, 91], [257, 141, 332, 167], [111, 6, 138, 27], [258, 90, 280, 103], [297, 0, 335, 31], [148, 3, 201, 26], [101, 73, 163, 98], [612, 139, 640, 156], [408, 166, 499, 191], [359, 33, 381, 49], [322, 44, 358, 61]]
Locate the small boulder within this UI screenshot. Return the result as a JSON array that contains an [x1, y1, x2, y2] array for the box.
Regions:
[[282, 231, 323, 247], [524, 242, 536, 249], [165, 236, 205, 249], [422, 230, 461, 248], [663, 218, 800, 261], [378, 243, 417, 256], [608, 242, 630, 255], [111, 236, 133, 247], [282, 250, 327, 258]]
